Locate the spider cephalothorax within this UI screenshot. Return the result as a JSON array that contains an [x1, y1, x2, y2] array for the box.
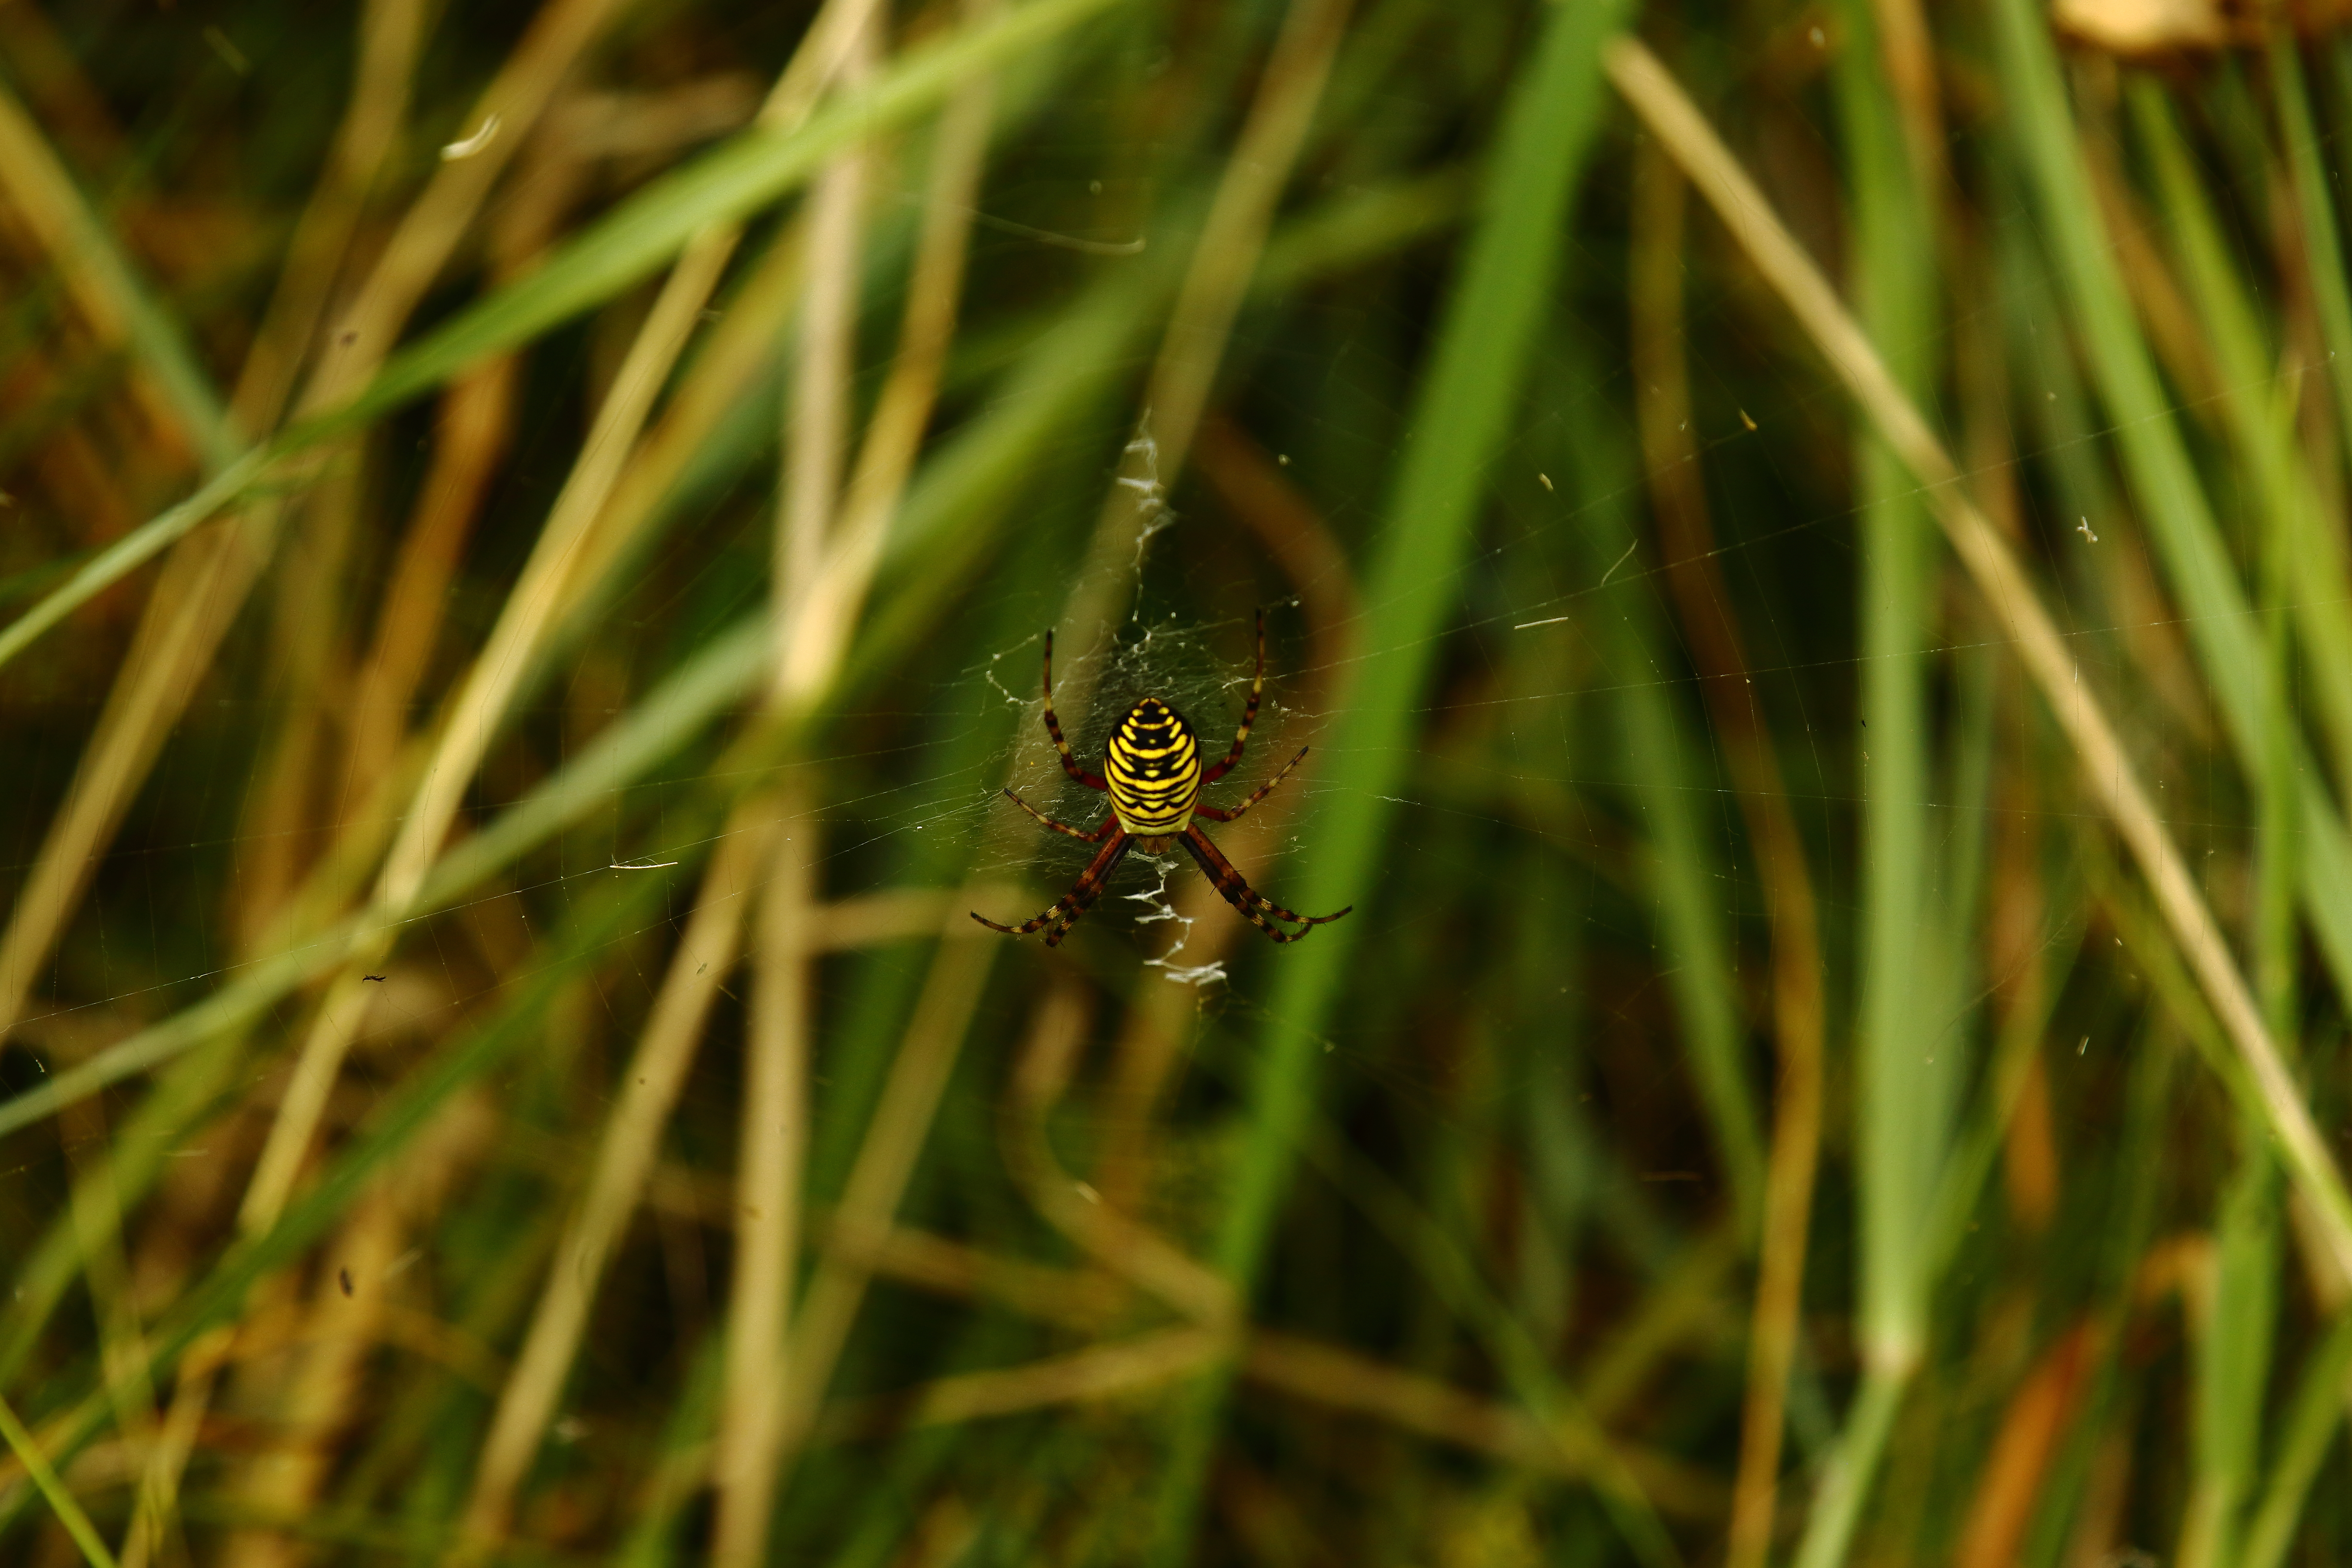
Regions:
[[972, 611, 1351, 947]]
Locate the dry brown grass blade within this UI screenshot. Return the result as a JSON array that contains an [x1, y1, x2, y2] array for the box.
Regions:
[[711, 0, 924, 1550], [1090, 416, 1358, 1224], [1628, 137, 1825, 1568], [0, 0, 616, 1059], [233, 457, 366, 954], [0, 77, 220, 466], [450, 820, 772, 1559], [1604, 33, 2352, 1282], [0, 0, 429, 1054], [214, 1093, 492, 1568], [784, 926, 998, 1445], [776, 0, 999, 701], [771, 21, 879, 684], [1239, 1332, 1724, 1520], [336, 361, 517, 815], [1000, 982, 1237, 1324], [560, 227, 807, 613], [236, 222, 745, 1245], [1054, 0, 1354, 689], [717, 8, 882, 1554], [304, 0, 637, 405], [716, 786, 822, 1568], [228, 0, 426, 437], [812, 885, 1019, 949], [816, 1326, 1230, 1439], [0, 518, 271, 1043], [1950, 1318, 2097, 1568], [820, 1222, 1722, 1516], [1133, 0, 1355, 479], [830, 1221, 1122, 1329], [0, 4, 123, 171]]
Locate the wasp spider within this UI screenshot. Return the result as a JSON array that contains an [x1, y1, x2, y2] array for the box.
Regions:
[[972, 610, 1352, 947]]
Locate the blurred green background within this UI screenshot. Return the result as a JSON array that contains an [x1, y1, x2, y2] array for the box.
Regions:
[[3, 0, 2352, 1562]]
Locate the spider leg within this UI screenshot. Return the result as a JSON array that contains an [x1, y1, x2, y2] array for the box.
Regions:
[[1200, 607, 1265, 785], [1180, 826, 1351, 943], [1194, 744, 1309, 824], [1039, 630, 1109, 790], [972, 833, 1132, 946], [1002, 790, 1118, 842]]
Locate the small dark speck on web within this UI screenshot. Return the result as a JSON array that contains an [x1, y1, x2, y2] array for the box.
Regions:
[[1639, 1171, 1700, 1182], [339, 1268, 354, 1297]]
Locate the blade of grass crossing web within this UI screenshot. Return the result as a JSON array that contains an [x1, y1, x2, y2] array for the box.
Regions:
[[343, 0, 1128, 427], [0, 870, 684, 1537], [0, 1030, 245, 1391], [2128, 79, 2352, 801], [2284, 43, 2352, 471], [1987, 0, 2352, 1003], [1793, 1368, 1908, 1568], [1146, 1, 1644, 1561], [2240, 1311, 2352, 1568], [1559, 380, 1766, 1226], [1787, 17, 1950, 1565], [0, 0, 1128, 681], [1986, 0, 2263, 728], [1606, 594, 1767, 1227], [2181, 1153, 2282, 1568], [2115, 86, 2298, 1566], [1833, 0, 1946, 1392], [0, 1387, 116, 1568], [0, 78, 236, 471], [0, 619, 769, 1142]]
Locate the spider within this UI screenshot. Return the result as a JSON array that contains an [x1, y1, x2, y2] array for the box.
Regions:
[[972, 609, 1352, 948]]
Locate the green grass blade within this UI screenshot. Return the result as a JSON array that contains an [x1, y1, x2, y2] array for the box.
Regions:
[[2283, 43, 2352, 468], [0, 1387, 117, 1568], [0, 448, 267, 674], [0, 874, 676, 1538], [0, 75, 236, 469], [1792, 1367, 1908, 1568], [0, 0, 1124, 680], [339, 0, 1130, 428], [1834, 0, 1946, 1386], [1987, 0, 2265, 736], [2241, 1311, 2352, 1568], [0, 1030, 246, 1389], [2181, 1153, 2281, 1568], [1990, 0, 2352, 1124], [1564, 440, 1765, 1223], [2128, 77, 2352, 803], [0, 618, 768, 1140], [1147, 0, 1636, 1557], [1612, 638, 1767, 1224]]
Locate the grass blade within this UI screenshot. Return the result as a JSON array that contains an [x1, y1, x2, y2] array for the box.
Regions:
[[1149, 0, 1639, 1557]]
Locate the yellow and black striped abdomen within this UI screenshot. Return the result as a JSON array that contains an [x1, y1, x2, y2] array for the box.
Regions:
[[1105, 697, 1201, 836]]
